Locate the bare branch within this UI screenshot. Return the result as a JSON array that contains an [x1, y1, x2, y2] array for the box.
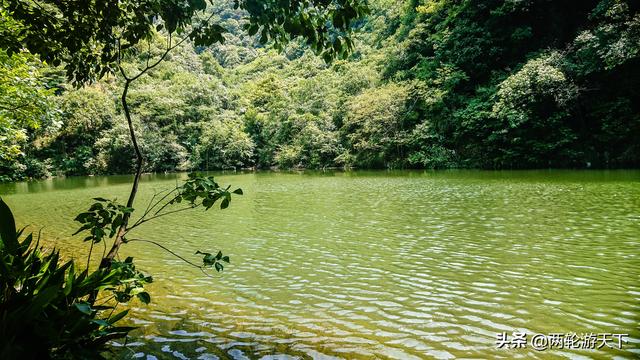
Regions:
[[126, 204, 197, 233], [128, 187, 179, 229], [126, 238, 215, 278]]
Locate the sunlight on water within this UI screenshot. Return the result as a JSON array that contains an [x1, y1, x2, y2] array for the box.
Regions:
[[1, 170, 639, 359]]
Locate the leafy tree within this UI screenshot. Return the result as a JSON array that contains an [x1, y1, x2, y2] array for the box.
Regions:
[[342, 82, 413, 168], [0, 50, 55, 181], [47, 84, 118, 175], [381, 0, 639, 168], [196, 111, 255, 170]]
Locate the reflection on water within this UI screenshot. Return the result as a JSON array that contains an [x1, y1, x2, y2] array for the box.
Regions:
[[1, 170, 639, 359]]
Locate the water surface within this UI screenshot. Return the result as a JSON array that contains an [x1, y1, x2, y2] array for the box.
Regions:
[[1, 170, 639, 359]]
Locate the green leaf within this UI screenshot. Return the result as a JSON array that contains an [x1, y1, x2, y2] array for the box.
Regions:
[[108, 310, 130, 324], [89, 203, 104, 211], [91, 319, 112, 328], [214, 262, 223, 272], [259, 28, 269, 44], [203, 255, 215, 266], [220, 197, 230, 209], [74, 212, 93, 222], [129, 287, 145, 296], [112, 213, 123, 230], [232, 188, 243, 195], [0, 198, 18, 254], [73, 224, 92, 236], [75, 302, 93, 315], [64, 263, 75, 296], [136, 292, 151, 304], [202, 197, 214, 209], [222, 256, 230, 263]]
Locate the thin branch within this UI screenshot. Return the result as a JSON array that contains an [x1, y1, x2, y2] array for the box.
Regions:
[[126, 238, 214, 278], [118, 62, 131, 81], [152, 191, 182, 216], [144, 192, 160, 214], [86, 240, 95, 271], [148, 187, 179, 215], [126, 204, 197, 233], [134, 192, 159, 226], [94, 294, 116, 308], [141, 193, 160, 218], [119, 11, 217, 83], [128, 187, 176, 229], [130, 187, 179, 227], [28, 0, 47, 12]]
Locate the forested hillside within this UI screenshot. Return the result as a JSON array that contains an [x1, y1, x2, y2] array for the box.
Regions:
[[2, 0, 639, 181]]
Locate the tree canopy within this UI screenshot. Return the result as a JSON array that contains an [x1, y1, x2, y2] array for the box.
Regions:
[[2, 0, 368, 84], [1, 0, 639, 181]]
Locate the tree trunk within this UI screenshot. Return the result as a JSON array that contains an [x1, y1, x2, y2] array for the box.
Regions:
[[99, 79, 142, 268]]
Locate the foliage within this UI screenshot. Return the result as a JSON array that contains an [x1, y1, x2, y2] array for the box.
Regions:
[[73, 198, 134, 243], [72, 173, 242, 268], [382, 0, 640, 168], [172, 173, 243, 210], [0, 0, 369, 356], [195, 112, 255, 169], [0, 50, 56, 181], [0, 198, 149, 359], [196, 250, 230, 273], [342, 82, 413, 168], [1, 0, 638, 177], [2, 0, 368, 84]]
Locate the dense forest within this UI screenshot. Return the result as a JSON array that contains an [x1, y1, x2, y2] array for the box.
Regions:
[[1, 0, 639, 181]]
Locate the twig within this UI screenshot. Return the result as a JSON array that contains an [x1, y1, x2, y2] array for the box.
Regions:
[[126, 204, 197, 233], [146, 42, 151, 68], [129, 188, 174, 229], [95, 295, 116, 308], [119, 11, 217, 83], [86, 240, 95, 271], [126, 238, 214, 278], [148, 187, 179, 215]]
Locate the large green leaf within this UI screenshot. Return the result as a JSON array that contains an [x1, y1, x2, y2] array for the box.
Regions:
[[0, 198, 18, 254]]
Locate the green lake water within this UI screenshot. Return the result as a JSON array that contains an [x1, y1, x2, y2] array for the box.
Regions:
[[1, 170, 639, 359]]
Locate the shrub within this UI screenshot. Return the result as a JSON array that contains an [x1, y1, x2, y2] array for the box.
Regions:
[[0, 198, 150, 359]]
